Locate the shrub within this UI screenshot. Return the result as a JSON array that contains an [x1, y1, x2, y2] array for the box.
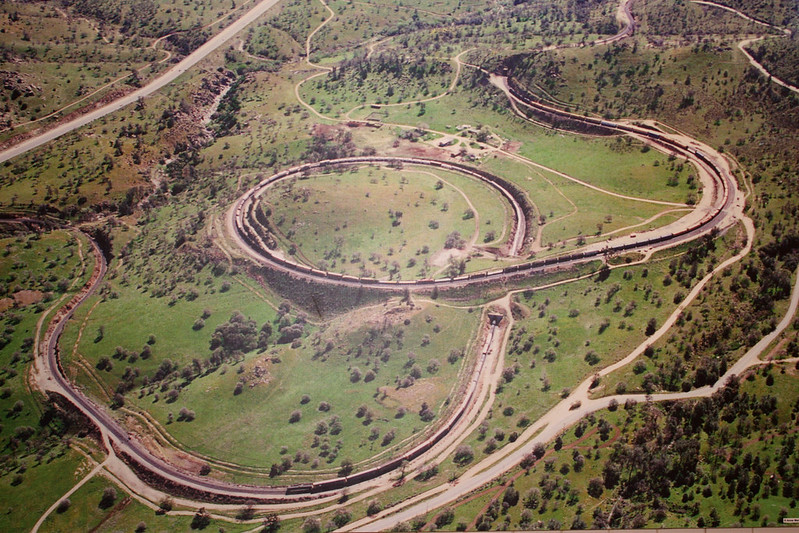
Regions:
[[302, 517, 321, 533], [56, 499, 71, 513], [99, 487, 117, 509], [289, 410, 301, 423], [191, 508, 211, 529], [454, 445, 474, 465], [366, 500, 382, 516]]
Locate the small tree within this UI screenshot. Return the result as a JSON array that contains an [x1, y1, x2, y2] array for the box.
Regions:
[[587, 477, 605, 498], [454, 445, 474, 465], [56, 498, 71, 513], [191, 508, 211, 530], [503, 486, 520, 507], [339, 458, 354, 476], [158, 496, 174, 513], [436, 507, 456, 528], [332, 509, 351, 527], [262, 512, 280, 533], [366, 500, 382, 516], [236, 505, 255, 521], [302, 517, 322, 533], [99, 487, 117, 509]]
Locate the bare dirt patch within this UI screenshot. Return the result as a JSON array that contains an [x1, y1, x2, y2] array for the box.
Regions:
[[327, 301, 423, 336], [13, 289, 44, 306], [378, 378, 440, 412], [311, 122, 345, 138], [429, 246, 470, 268], [391, 141, 450, 160], [0, 298, 13, 312], [125, 416, 208, 475], [246, 356, 275, 389]]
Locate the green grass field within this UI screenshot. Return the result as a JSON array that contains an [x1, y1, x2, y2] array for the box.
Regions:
[[260, 164, 510, 278], [37, 471, 249, 533], [132, 300, 480, 473]]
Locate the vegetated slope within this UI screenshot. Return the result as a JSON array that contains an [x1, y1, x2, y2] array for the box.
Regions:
[[636, 0, 765, 38], [0, 229, 105, 532], [713, 0, 797, 27], [438, 369, 799, 531], [747, 37, 799, 87], [62, 0, 233, 39]]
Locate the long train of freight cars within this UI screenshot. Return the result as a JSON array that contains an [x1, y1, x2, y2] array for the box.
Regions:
[[233, 151, 727, 290], [505, 76, 725, 183], [236, 156, 534, 252], [228, 110, 731, 497]]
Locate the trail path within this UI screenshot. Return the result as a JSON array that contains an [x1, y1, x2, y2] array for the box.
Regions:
[[691, 0, 799, 95], [31, 459, 109, 533]]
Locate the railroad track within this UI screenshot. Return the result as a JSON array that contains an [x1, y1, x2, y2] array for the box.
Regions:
[[26, 0, 745, 508]]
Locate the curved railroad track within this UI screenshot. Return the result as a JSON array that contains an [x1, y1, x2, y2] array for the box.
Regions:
[[27, 0, 753, 515], [228, 126, 740, 290]]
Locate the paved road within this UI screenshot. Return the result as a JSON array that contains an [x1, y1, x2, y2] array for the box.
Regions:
[[0, 0, 283, 165]]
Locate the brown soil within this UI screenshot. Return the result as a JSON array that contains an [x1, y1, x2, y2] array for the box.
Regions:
[[391, 141, 450, 159], [13, 289, 44, 306], [125, 416, 206, 475], [0, 298, 13, 312], [378, 378, 440, 412]]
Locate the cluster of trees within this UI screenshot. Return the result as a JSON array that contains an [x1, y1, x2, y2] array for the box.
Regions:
[[465, 372, 799, 530], [302, 128, 357, 162], [328, 52, 452, 84]]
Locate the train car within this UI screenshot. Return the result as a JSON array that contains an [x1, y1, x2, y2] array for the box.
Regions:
[[285, 483, 313, 495], [311, 477, 348, 493], [293, 263, 313, 274]]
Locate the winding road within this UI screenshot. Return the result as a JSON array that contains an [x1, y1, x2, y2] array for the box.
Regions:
[[15, 0, 797, 527]]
